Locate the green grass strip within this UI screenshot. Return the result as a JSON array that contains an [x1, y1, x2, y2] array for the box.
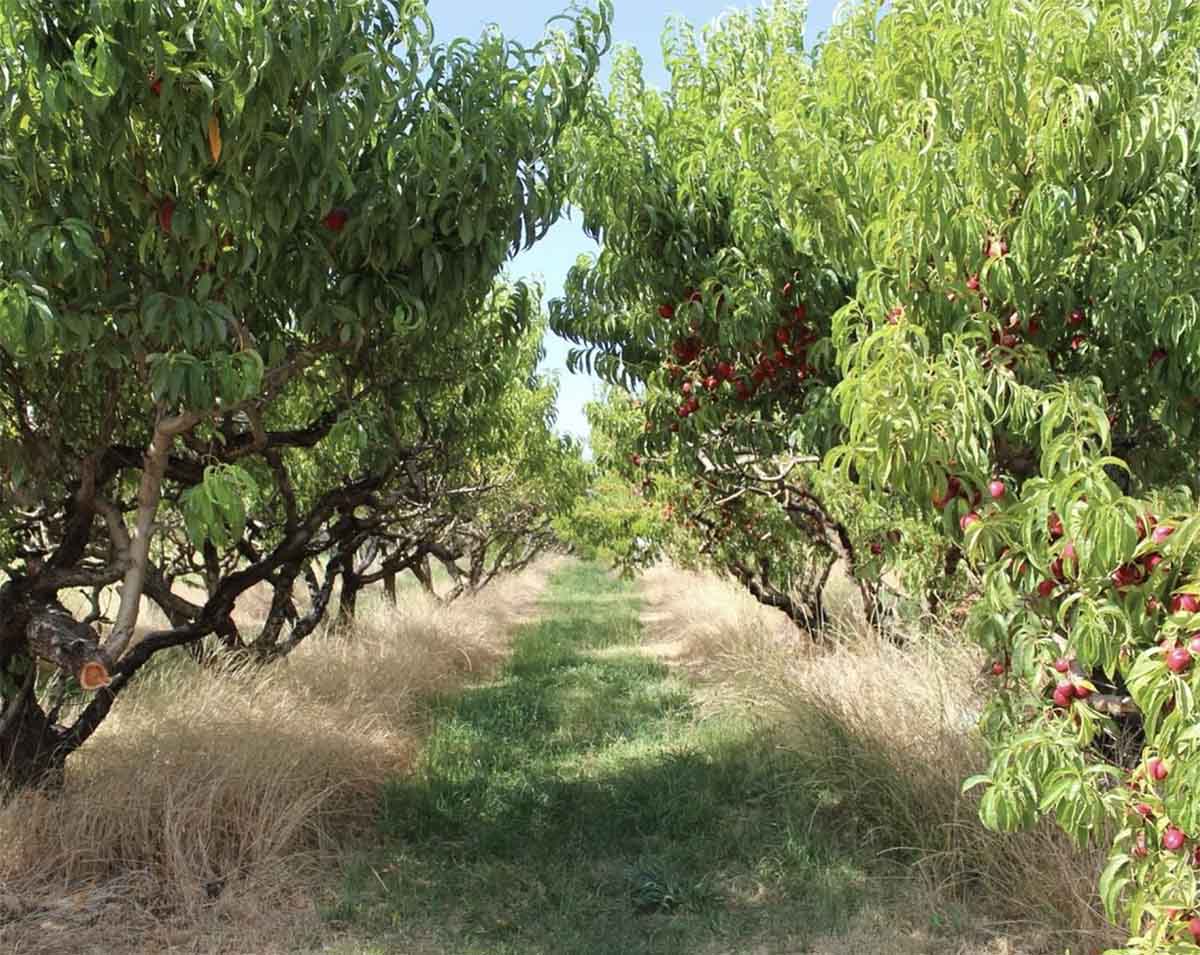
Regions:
[[328, 562, 870, 954]]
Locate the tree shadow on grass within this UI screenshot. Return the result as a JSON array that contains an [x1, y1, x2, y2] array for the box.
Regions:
[[333, 567, 872, 955]]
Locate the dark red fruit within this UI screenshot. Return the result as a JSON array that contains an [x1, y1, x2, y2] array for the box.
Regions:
[[158, 197, 175, 233], [1167, 647, 1192, 673], [989, 479, 1006, 500], [1048, 512, 1064, 539], [1149, 757, 1169, 781], [1112, 563, 1143, 589], [991, 661, 1005, 676], [658, 303, 675, 319], [1171, 593, 1200, 615], [1052, 682, 1074, 707], [1070, 334, 1086, 350], [960, 512, 981, 532], [1053, 657, 1070, 673], [322, 206, 350, 232], [1037, 579, 1057, 599], [966, 274, 980, 291], [1163, 826, 1186, 852], [1149, 348, 1167, 369]]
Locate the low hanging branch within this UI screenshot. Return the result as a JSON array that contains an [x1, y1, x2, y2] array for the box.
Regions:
[[26, 608, 111, 690]]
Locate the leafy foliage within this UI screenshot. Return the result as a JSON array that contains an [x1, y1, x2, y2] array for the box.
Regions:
[[0, 0, 610, 782], [553, 1, 1200, 948]]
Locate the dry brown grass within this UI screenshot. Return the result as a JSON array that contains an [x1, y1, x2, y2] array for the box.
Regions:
[[0, 559, 558, 955], [636, 563, 1121, 955]]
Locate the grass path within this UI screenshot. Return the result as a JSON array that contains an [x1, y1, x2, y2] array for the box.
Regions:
[[329, 562, 872, 954]]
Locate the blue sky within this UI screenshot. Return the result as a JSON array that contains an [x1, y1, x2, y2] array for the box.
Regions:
[[427, 1, 842, 443]]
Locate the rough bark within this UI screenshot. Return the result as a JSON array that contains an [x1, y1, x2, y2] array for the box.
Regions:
[[26, 608, 111, 690], [0, 652, 66, 790]]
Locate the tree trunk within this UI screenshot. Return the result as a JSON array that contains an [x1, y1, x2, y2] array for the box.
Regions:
[[338, 571, 361, 623], [0, 657, 66, 790], [383, 571, 397, 604], [411, 555, 435, 596]]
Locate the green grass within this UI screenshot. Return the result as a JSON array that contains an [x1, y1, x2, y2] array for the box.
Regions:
[[326, 562, 872, 954]]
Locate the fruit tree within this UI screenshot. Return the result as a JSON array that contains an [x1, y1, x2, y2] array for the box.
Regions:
[[552, 1, 1200, 949], [0, 0, 610, 787]]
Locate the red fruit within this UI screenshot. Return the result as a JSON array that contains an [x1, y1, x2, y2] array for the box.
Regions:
[[781, 282, 794, 298], [1137, 514, 1157, 540], [1053, 657, 1070, 673], [734, 380, 753, 402], [715, 361, 734, 381], [774, 326, 790, 346], [1133, 832, 1148, 858], [1163, 826, 1186, 852], [966, 274, 980, 291], [630, 453, 641, 466], [156, 197, 176, 233], [870, 542, 883, 556], [322, 206, 350, 232], [1149, 348, 1167, 369], [1143, 553, 1164, 574], [658, 303, 675, 319], [1048, 512, 1064, 539], [792, 304, 807, 322], [703, 375, 719, 392], [1188, 916, 1200, 944], [991, 661, 1005, 676], [1052, 683, 1074, 707], [989, 479, 1006, 500], [1135, 802, 1154, 817], [1171, 593, 1200, 615], [681, 381, 693, 396], [1070, 334, 1086, 350], [1167, 647, 1192, 673], [1074, 682, 1092, 700], [676, 403, 691, 418], [1149, 757, 1169, 781], [1050, 557, 1065, 581], [1067, 308, 1085, 327], [960, 512, 981, 532], [1152, 524, 1175, 544], [1189, 633, 1200, 654], [1062, 541, 1077, 562], [1111, 563, 1143, 589], [1026, 317, 1041, 336], [150, 76, 163, 96], [1037, 579, 1057, 599]]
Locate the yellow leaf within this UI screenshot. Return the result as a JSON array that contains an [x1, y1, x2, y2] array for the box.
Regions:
[[207, 114, 222, 163]]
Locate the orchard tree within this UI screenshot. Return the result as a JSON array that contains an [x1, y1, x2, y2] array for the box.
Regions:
[[555, 1, 1200, 949], [0, 0, 611, 787]]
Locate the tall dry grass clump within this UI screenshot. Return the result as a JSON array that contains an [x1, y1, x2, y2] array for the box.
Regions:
[[637, 563, 1119, 954], [0, 560, 556, 955]]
